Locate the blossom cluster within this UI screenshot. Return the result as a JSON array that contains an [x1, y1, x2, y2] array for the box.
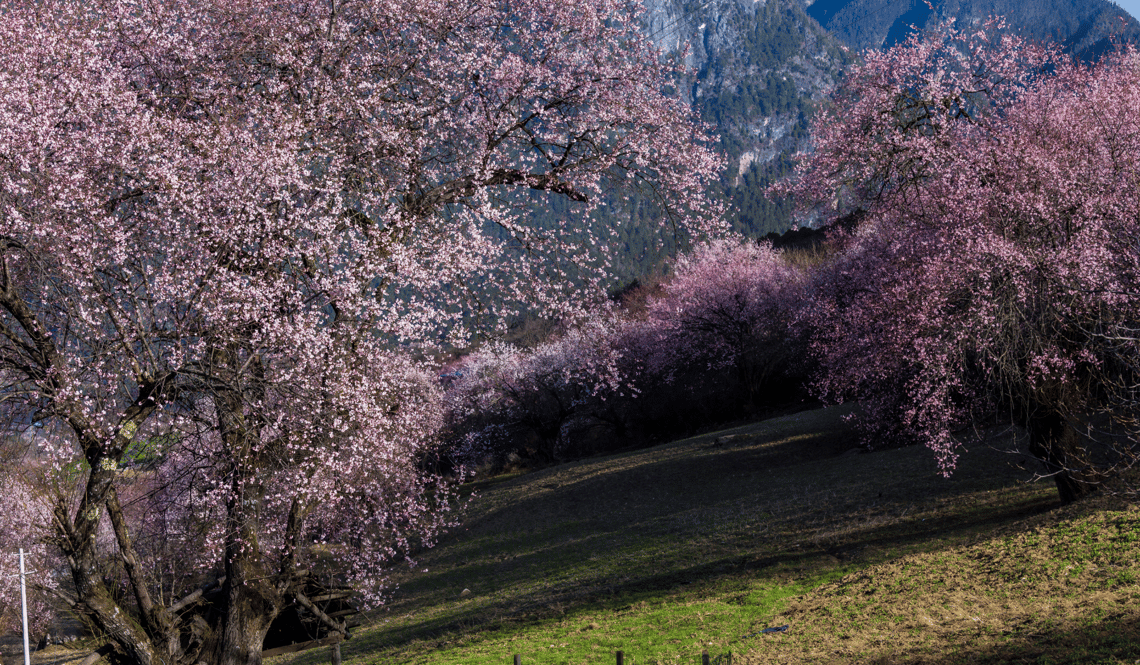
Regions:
[[441, 239, 811, 467], [0, 0, 723, 658], [783, 18, 1140, 499]]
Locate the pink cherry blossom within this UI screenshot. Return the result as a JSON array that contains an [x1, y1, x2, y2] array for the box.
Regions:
[[0, 0, 723, 663], [783, 17, 1140, 503], [643, 238, 807, 409]]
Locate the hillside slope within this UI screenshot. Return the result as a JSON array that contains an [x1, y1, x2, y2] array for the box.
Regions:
[[259, 406, 1140, 664]]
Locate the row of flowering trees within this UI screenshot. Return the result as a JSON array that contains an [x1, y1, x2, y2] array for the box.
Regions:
[[6, 4, 1140, 661], [787, 19, 1140, 504], [441, 238, 811, 467], [443, 19, 1140, 509]]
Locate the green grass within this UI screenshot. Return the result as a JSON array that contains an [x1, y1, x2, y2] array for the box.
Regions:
[[268, 406, 1140, 665], [761, 501, 1140, 664]]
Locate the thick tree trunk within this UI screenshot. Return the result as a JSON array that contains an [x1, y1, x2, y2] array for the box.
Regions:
[[60, 431, 163, 665], [211, 363, 283, 665], [213, 574, 279, 665], [1025, 409, 1101, 504]]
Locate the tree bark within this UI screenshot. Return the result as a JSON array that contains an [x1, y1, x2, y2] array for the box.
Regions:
[[213, 572, 279, 665], [1025, 408, 1101, 504], [210, 362, 283, 665], [105, 488, 173, 641]]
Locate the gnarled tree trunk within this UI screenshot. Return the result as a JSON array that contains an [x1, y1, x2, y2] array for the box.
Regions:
[[1024, 408, 1101, 504]]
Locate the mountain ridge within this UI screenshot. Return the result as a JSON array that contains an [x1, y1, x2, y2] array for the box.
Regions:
[[630, 0, 1140, 247], [806, 0, 1140, 60], [641, 0, 850, 238]]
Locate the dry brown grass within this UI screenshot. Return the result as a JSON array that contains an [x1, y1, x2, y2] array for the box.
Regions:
[[741, 496, 1140, 663], [779, 243, 833, 270]]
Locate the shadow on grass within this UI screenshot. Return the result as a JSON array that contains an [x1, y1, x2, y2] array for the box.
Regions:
[[283, 408, 1062, 664], [624, 612, 1140, 665], [912, 611, 1140, 664], [343, 495, 1054, 659]]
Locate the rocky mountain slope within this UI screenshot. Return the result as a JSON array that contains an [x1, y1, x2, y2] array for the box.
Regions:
[[806, 0, 1140, 60], [628, 0, 1140, 252], [641, 0, 851, 238]]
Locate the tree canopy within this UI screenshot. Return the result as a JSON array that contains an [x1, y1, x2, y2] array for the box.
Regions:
[[0, 1, 723, 664], [780, 18, 1140, 503]]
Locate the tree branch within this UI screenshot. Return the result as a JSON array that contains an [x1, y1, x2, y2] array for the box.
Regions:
[[105, 487, 170, 637], [169, 576, 226, 615], [78, 644, 116, 665], [483, 169, 588, 202], [34, 582, 78, 609], [293, 591, 346, 637]]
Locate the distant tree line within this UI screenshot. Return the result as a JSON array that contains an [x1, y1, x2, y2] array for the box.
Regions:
[[441, 20, 1140, 510]]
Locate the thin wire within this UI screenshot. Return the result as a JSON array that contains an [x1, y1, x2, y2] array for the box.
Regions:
[[642, 0, 721, 45]]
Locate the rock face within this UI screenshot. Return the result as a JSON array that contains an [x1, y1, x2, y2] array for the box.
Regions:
[[629, 0, 1140, 239], [641, 0, 851, 236], [805, 0, 1140, 60]]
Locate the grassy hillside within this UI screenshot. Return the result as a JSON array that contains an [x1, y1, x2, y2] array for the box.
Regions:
[[261, 405, 1140, 664]]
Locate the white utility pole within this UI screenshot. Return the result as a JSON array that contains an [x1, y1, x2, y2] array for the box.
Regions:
[[20, 548, 31, 665]]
